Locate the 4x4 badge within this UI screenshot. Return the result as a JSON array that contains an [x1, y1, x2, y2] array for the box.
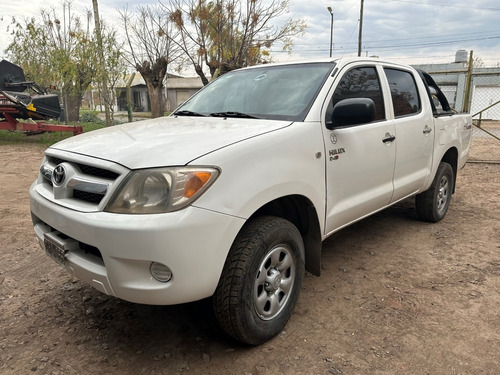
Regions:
[[52, 165, 66, 186]]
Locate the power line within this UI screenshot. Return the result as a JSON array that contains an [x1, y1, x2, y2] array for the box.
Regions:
[[291, 29, 500, 47], [274, 0, 500, 58], [272, 34, 500, 54], [365, 36, 500, 50], [362, 29, 500, 45], [278, 31, 500, 52], [385, 0, 500, 11]]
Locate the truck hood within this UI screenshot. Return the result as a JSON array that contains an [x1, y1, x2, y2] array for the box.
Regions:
[[50, 116, 292, 169]]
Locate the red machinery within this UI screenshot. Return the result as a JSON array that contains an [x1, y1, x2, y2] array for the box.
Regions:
[[0, 60, 82, 135]]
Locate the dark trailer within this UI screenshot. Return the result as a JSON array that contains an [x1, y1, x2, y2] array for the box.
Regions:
[[0, 60, 82, 135]]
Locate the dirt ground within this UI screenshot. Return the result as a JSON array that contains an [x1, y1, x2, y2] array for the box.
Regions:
[[0, 126, 499, 375]]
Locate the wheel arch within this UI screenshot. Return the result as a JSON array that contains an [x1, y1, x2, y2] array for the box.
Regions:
[[440, 147, 458, 193], [249, 194, 322, 276]]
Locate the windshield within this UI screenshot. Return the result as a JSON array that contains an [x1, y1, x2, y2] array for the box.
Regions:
[[175, 62, 335, 122]]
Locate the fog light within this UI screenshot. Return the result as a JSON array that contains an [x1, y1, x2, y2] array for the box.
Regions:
[[150, 262, 173, 283]]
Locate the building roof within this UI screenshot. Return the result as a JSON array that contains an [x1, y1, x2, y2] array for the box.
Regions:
[[117, 73, 204, 90], [167, 77, 204, 89]]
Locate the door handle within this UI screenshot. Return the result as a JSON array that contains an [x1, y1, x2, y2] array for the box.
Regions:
[[423, 125, 432, 134], [382, 133, 396, 143]]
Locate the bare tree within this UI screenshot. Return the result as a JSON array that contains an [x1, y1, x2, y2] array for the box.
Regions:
[[166, 0, 307, 85], [91, 23, 126, 124], [119, 5, 181, 118], [92, 0, 112, 126]]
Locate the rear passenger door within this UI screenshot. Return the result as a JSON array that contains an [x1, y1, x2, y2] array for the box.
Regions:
[[322, 64, 396, 235], [382, 67, 435, 202]]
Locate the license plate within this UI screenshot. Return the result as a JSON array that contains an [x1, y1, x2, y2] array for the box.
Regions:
[[44, 235, 67, 266]]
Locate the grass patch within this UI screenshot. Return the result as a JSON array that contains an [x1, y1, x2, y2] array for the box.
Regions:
[[0, 121, 106, 146], [0, 111, 170, 146]]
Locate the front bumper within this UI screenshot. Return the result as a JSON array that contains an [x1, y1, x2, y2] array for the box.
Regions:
[[30, 182, 244, 305]]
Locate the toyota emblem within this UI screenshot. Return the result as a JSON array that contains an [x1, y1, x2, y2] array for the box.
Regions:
[[52, 165, 66, 186], [330, 133, 337, 144]]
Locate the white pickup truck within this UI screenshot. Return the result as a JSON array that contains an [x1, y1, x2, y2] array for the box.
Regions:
[[30, 57, 472, 345]]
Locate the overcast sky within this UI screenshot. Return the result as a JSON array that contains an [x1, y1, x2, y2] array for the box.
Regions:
[[1, 0, 500, 73]]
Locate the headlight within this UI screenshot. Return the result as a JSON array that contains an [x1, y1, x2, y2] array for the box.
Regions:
[[105, 167, 220, 214]]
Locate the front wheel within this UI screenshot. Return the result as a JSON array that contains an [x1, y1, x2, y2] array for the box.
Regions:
[[213, 216, 304, 345], [415, 162, 454, 222]]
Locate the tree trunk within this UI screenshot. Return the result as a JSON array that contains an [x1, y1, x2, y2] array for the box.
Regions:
[[195, 64, 210, 86], [136, 59, 168, 118], [92, 0, 112, 126], [65, 91, 82, 122], [145, 81, 164, 118]]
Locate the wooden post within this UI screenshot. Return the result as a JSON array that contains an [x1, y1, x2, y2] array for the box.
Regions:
[[463, 50, 474, 113], [126, 73, 135, 123]]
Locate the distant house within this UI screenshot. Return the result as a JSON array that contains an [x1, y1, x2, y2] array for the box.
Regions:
[[115, 73, 205, 113], [165, 76, 206, 111]]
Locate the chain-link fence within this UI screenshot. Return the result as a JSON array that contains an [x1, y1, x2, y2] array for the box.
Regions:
[[422, 64, 500, 163]]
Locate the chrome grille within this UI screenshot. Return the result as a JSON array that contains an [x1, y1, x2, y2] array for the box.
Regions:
[[48, 156, 119, 180], [39, 154, 125, 210], [73, 190, 106, 204]]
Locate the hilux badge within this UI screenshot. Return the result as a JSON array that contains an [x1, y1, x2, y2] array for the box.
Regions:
[[52, 165, 66, 186]]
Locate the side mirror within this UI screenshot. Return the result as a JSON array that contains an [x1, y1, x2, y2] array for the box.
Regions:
[[327, 98, 376, 129]]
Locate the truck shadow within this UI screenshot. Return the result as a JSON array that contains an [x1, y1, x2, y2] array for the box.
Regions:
[[39, 198, 421, 370]]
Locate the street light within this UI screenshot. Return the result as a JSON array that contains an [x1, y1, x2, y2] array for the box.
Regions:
[[327, 6, 334, 57]]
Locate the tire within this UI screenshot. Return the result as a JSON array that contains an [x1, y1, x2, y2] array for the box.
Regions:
[[415, 162, 454, 222], [213, 216, 305, 345]]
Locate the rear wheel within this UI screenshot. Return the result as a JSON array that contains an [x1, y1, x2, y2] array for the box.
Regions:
[[213, 216, 304, 345], [415, 162, 454, 222]]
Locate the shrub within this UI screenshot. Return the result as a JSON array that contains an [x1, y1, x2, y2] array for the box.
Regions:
[[79, 111, 105, 124]]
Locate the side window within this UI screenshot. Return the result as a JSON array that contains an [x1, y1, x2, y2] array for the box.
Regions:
[[384, 68, 421, 117], [327, 66, 386, 125]]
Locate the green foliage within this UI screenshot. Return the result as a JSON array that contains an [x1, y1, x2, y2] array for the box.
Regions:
[[5, 1, 123, 123], [7, 10, 92, 93], [2, 1, 306, 127], [0, 122, 106, 146], [79, 111, 105, 124]]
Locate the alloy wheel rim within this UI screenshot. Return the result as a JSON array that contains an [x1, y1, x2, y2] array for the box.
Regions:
[[437, 175, 450, 214], [254, 244, 295, 321]]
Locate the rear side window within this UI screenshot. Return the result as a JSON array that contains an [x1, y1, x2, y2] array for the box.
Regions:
[[384, 68, 421, 118]]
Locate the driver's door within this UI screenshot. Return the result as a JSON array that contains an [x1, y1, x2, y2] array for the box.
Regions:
[[322, 64, 396, 235]]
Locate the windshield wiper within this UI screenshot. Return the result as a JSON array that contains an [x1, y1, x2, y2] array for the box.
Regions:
[[210, 111, 259, 119], [174, 110, 206, 117]]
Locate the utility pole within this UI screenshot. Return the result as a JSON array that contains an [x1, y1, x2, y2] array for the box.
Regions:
[[358, 0, 364, 57], [327, 7, 334, 57], [92, 0, 112, 126]]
